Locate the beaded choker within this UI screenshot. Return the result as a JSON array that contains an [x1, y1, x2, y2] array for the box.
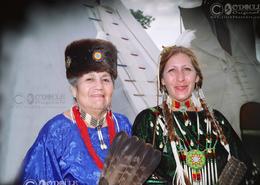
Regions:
[[80, 109, 106, 128], [73, 106, 116, 169], [172, 99, 192, 112], [79, 108, 108, 149]]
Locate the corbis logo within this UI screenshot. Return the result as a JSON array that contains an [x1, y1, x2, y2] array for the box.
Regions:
[[23, 179, 78, 185], [204, 0, 260, 19], [13, 93, 65, 106], [210, 3, 223, 16]]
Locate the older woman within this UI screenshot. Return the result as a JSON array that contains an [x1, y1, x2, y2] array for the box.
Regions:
[[132, 45, 259, 185], [20, 39, 132, 184]]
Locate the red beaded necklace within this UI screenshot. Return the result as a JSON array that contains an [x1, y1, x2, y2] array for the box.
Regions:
[[172, 99, 192, 112], [72, 105, 116, 170]]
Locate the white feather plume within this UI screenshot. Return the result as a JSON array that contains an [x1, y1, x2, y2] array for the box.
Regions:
[[175, 30, 196, 48]]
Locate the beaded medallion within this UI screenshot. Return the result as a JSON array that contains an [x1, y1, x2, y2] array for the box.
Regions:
[[186, 149, 206, 170]]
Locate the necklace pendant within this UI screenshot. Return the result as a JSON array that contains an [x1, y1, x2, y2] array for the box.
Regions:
[[186, 149, 206, 171], [97, 127, 107, 150], [186, 150, 205, 182], [180, 105, 187, 113], [100, 143, 108, 150]]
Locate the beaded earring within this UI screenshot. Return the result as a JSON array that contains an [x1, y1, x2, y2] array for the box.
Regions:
[[161, 86, 167, 101], [191, 83, 202, 111], [162, 86, 173, 110]]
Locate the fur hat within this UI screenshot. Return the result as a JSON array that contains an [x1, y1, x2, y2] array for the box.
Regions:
[[65, 38, 117, 80]]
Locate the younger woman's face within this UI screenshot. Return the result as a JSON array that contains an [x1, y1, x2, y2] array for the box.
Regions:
[[161, 53, 199, 102]]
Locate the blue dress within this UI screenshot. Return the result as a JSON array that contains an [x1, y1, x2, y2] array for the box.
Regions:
[[21, 112, 132, 185]]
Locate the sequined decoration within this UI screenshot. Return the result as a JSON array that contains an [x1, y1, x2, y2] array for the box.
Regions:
[[92, 50, 104, 62]]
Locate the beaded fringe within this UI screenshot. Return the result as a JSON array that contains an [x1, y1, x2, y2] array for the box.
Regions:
[[174, 156, 218, 185]]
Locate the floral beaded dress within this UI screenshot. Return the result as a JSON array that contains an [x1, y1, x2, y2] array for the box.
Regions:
[[132, 106, 260, 185], [21, 112, 132, 185]]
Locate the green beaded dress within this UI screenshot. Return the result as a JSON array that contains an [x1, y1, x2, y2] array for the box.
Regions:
[[132, 106, 260, 185]]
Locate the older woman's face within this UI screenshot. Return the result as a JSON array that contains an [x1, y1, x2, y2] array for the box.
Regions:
[[161, 53, 199, 102], [72, 71, 114, 116]]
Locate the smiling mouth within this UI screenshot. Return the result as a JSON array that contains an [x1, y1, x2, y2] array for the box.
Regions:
[[92, 94, 104, 98], [175, 86, 187, 90]]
